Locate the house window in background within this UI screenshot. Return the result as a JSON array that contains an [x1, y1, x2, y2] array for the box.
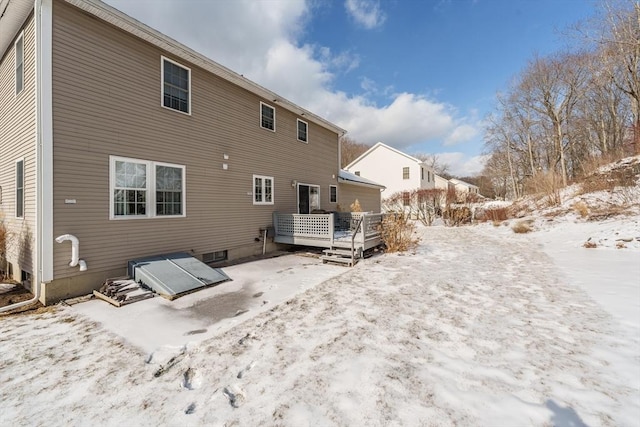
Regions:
[[402, 191, 410, 206], [403, 167, 410, 180]]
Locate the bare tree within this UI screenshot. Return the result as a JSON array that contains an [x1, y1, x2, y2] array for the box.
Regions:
[[414, 153, 451, 177], [340, 137, 371, 168], [576, 0, 640, 154]]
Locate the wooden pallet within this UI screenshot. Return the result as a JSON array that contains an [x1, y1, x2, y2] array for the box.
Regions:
[[93, 277, 155, 307]]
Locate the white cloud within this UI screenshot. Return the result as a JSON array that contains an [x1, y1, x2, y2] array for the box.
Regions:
[[444, 124, 479, 146], [344, 0, 387, 29], [435, 153, 490, 176]]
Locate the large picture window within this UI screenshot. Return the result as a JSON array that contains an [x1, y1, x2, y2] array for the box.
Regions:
[[15, 33, 24, 95], [110, 156, 185, 219], [162, 56, 190, 114], [253, 175, 274, 205], [15, 159, 24, 218], [260, 102, 275, 131]]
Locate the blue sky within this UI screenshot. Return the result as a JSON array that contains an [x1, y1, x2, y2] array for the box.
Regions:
[[104, 0, 596, 175]]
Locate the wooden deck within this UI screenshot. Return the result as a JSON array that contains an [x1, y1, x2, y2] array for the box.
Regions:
[[273, 212, 383, 265]]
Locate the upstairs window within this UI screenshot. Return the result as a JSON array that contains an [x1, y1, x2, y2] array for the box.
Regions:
[[421, 167, 424, 180], [16, 159, 24, 218], [162, 57, 190, 114], [253, 175, 274, 205], [297, 119, 308, 142], [110, 156, 185, 219], [15, 33, 24, 95], [403, 167, 410, 180], [330, 185, 337, 203], [260, 102, 275, 131]]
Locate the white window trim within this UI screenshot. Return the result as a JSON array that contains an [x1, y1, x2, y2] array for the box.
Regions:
[[330, 185, 337, 203], [253, 174, 274, 205], [297, 118, 308, 143], [161, 56, 192, 116], [15, 158, 24, 219], [403, 167, 410, 180], [15, 32, 24, 96], [109, 155, 186, 220], [260, 102, 276, 132]]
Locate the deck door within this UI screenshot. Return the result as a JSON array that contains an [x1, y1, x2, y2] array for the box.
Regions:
[[298, 184, 320, 213]]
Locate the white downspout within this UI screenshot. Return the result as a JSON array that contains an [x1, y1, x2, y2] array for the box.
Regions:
[[1, 0, 47, 314]]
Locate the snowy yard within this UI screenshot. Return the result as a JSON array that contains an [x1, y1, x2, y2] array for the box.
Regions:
[[1, 221, 639, 426]]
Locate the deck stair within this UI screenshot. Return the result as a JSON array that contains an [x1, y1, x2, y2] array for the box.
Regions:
[[273, 212, 383, 267], [321, 245, 363, 266]]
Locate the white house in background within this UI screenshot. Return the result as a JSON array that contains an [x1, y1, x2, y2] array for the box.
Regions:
[[434, 174, 454, 192], [449, 178, 480, 196], [344, 142, 435, 200]]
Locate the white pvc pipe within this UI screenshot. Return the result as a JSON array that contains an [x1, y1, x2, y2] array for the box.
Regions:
[[55, 234, 79, 267]]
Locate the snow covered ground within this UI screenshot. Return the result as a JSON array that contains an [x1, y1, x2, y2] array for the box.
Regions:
[[1, 208, 638, 426]]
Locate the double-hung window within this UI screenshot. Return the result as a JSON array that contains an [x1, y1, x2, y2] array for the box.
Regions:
[[330, 185, 337, 203], [15, 33, 24, 95], [402, 191, 410, 206], [403, 167, 410, 180], [297, 119, 308, 142], [110, 156, 185, 219], [16, 159, 24, 218], [162, 56, 190, 114], [260, 102, 275, 131], [253, 175, 274, 205]]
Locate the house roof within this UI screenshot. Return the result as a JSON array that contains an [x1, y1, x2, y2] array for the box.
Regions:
[[0, 0, 33, 56], [449, 178, 479, 189], [0, 0, 346, 136], [338, 170, 385, 189], [345, 142, 424, 170]]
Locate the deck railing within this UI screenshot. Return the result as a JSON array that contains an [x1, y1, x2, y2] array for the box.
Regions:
[[273, 213, 335, 244], [273, 212, 383, 248]]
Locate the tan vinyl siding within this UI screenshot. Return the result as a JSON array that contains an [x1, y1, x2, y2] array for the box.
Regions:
[[339, 184, 382, 213], [51, 1, 339, 280], [0, 13, 36, 276]]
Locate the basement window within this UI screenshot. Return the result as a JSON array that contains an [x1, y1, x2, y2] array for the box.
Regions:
[[203, 250, 227, 263]]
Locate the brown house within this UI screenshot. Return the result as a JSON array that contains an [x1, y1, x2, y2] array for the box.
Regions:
[[0, 0, 382, 305]]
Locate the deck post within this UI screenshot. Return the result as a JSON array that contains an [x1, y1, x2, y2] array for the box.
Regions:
[[328, 213, 335, 245], [272, 212, 278, 236]]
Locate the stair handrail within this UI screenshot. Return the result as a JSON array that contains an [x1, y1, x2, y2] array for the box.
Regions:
[[351, 215, 365, 265]]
